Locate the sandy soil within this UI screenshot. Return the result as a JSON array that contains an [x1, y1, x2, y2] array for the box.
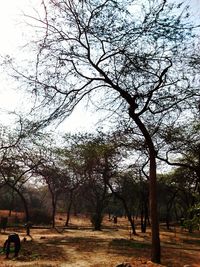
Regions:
[[0, 214, 200, 267]]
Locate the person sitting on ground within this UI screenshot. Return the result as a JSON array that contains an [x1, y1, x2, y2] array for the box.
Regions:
[[3, 233, 21, 259]]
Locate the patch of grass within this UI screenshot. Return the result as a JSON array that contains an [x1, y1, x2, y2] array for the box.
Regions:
[[17, 240, 68, 262], [0, 246, 15, 254]]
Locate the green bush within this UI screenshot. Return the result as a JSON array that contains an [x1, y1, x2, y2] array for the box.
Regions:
[[183, 204, 200, 232]]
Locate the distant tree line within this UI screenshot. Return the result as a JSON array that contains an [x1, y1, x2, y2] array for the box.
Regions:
[[0, 128, 199, 233]]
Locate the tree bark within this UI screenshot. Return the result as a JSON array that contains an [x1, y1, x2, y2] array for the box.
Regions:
[[65, 191, 73, 226], [141, 203, 148, 233], [47, 184, 57, 228], [122, 199, 137, 235], [51, 194, 57, 228], [129, 111, 161, 263], [149, 153, 160, 263]]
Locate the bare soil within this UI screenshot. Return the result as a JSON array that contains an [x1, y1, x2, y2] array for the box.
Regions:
[[0, 212, 200, 267]]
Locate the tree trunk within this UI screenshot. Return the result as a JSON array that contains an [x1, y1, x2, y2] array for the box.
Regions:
[[106, 180, 137, 235], [166, 211, 170, 230], [51, 195, 57, 228], [48, 185, 57, 228], [93, 212, 103, 231], [149, 153, 161, 263], [122, 199, 137, 235], [141, 205, 147, 233], [141, 195, 148, 233], [129, 111, 161, 263], [65, 191, 73, 226], [9, 189, 15, 217], [144, 201, 149, 229], [73, 202, 77, 216], [141, 206, 144, 232]]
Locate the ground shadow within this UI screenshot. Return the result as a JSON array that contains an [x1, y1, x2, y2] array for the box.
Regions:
[[3, 240, 68, 262]]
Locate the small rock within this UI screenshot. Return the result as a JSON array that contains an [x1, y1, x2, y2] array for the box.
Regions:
[[116, 263, 132, 267]]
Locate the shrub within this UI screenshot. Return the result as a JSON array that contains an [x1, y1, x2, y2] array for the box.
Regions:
[[29, 209, 51, 225], [90, 213, 103, 230]]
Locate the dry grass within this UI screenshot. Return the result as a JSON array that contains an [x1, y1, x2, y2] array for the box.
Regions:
[[0, 212, 200, 267]]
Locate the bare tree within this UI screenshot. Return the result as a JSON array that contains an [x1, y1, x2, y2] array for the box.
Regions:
[[157, 120, 200, 194], [64, 132, 116, 230], [55, 145, 84, 227], [12, 0, 199, 262], [0, 147, 37, 222]]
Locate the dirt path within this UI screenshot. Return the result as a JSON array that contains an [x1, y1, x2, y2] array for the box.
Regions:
[[0, 217, 200, 266]]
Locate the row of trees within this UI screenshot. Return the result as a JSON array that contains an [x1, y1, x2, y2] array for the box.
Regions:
[[0, 128, 199, 231], [1, 0, 199, 263]]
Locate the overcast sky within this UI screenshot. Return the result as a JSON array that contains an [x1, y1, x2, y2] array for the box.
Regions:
[[0, 0, 199, 132], [0, 0, 97, 131]]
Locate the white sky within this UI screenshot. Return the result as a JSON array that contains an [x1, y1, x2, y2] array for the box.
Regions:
[[0, 0, 101, 132], [0, 0, 199, 132]]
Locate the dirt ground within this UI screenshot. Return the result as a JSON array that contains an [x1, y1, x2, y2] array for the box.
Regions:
[[0, 213, 200, 267]]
